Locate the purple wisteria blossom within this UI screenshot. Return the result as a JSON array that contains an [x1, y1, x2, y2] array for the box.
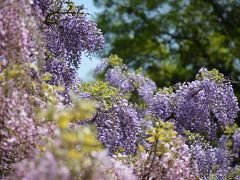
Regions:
[[133, 75, 157, 104], [104, 64, 157, 104], [34, 0, 104, 68], [233, 131, 240, 157], [174, 78, 238, 139], [44, 59, 77, 87], [105, 66, 134, 92], [151, 92, 174, 121], [135, 136, 196, 179], [0, 0, 43, 176], [44, 15, 104, 68], [92, 99, 141, 154], [32, 0, 105, 91], [190, 141, 232, 179], [151, 68, 239, 139], [0, 0, 43, 64], [10, 152, 70, 180], [0, 89, 38, 176]]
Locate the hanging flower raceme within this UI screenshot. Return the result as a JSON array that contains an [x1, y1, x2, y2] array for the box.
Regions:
[[190, 139, 233, 179], [0, 0, 43, 64], [151, 68, 239, 140], [34, 0, 104, 68], [92, 99, 141, 154]]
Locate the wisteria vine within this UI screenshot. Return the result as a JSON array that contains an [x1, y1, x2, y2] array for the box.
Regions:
[[0, 0, 240, 180]]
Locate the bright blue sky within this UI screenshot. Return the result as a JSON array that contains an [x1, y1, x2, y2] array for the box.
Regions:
[[73, 0, 102, 81]]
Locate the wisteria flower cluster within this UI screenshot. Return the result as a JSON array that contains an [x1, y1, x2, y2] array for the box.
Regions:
[[34, 0, 104, 67], [133, 121, 196, 180], [0, 0, 44, 64], [151, 68, 239, 140], [95, 55, 157, 105], [92, 99, 141, 154], [33, 0, 104, 91]]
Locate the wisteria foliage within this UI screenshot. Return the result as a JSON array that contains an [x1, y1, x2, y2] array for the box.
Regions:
[[1, 0, 240, 179]]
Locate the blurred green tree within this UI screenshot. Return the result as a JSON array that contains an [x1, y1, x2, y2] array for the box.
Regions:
[[94, 0, 240, 98]]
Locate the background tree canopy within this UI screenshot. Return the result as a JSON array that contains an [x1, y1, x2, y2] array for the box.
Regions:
[[94, 0, 240, 99]]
